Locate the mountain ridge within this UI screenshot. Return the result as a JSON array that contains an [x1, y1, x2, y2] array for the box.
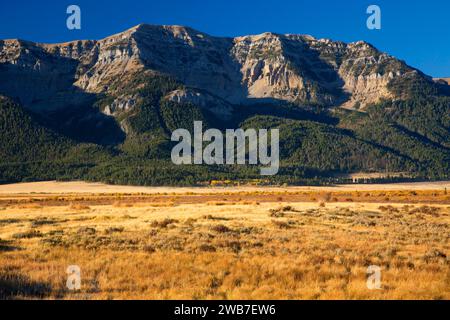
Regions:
[[0, 24, 448, 185], [0, 23, 434, 113]]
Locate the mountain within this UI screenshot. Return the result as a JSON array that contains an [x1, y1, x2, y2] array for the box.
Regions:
[[434, 78, 450, 85], [0, 24, 449, 185], [0, 25, 434, 112]]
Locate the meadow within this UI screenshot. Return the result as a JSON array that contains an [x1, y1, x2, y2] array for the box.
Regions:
[[0, 182, 449, 299]]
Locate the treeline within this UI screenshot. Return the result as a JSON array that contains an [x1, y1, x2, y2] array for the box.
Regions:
[[0, 72, 449, 186]]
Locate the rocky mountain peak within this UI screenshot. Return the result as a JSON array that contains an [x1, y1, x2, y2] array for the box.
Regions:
[[0, 24, 436, 116]]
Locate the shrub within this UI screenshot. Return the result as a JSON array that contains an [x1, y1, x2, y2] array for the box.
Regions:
[[150, 218, 178, 228], [12, 230, 43, 239], [211, 224, 231, 233]]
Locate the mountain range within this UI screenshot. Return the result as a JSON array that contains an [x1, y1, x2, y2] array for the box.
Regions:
[[0, 24, 449, 185]]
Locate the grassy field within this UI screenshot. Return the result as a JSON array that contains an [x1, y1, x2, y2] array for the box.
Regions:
[[0, 182, 449, 300]]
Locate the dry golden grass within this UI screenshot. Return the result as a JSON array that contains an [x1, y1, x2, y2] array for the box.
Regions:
[[0, 186, 449, 300], [69, 203, 91, 211]]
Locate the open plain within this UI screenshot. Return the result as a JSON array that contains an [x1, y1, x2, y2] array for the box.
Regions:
[[0, 181, 449, 299]]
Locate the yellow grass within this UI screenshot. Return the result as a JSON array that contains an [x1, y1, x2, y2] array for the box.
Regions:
[[0, 180, 449, 195], [69, 203, 91, 211], [0, 182, 449, 300]]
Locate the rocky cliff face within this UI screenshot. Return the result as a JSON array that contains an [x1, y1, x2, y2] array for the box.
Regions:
[[0, 24, 434, 118], [434, 78, 450, 85]]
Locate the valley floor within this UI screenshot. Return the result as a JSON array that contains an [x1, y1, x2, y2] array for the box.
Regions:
[[0, 181, 449, 299]]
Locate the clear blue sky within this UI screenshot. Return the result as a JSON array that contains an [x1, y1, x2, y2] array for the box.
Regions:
[[1, 0, 449, 77]]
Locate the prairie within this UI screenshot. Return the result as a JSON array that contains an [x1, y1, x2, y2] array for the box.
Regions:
[[0, 181, 449, 300]]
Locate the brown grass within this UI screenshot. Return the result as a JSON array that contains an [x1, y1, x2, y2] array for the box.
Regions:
[[0, 187, 449, 300], [69, 203, 91, 211]]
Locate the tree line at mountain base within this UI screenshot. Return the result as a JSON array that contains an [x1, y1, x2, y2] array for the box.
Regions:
[[0, 73, 448, 186]]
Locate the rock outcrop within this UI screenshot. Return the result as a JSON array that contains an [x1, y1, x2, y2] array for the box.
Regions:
[[0, 24, 434, 118]]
